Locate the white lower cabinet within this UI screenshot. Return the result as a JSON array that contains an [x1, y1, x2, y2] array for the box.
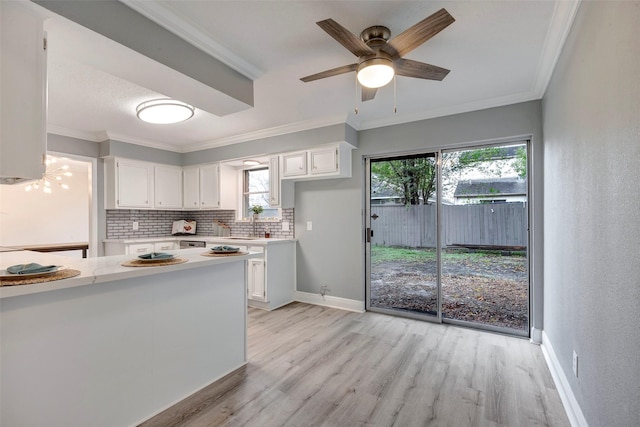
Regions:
[[247, 258, 266, 301], [245, 242, 296, 311], [104, 240, 177, 256]]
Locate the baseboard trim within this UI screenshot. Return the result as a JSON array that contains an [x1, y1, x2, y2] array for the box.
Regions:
[[541, 331, 589, 427], [530, 327, 543, 344], [295, 291, 365, 313]]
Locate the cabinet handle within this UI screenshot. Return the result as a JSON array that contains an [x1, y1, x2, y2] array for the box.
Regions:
[[159, 201, 162, 205], [136, 248, 146, 253]]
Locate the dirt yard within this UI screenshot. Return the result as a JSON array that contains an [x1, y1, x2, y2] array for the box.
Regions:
[[370, 247, 528, 332]]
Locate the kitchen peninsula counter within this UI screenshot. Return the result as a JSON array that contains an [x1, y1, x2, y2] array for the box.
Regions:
[[0, 249, 258, 426]]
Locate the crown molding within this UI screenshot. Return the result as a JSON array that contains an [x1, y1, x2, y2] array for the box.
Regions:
[[181, 114, 351, 152], [121, 0, 263, 80], [532, 0, 582, 97]]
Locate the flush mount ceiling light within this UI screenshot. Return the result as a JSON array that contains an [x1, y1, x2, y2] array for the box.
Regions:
[[357, 57, 395, 89], [243, 160, 261, 166], [136, 99, 195, 124]]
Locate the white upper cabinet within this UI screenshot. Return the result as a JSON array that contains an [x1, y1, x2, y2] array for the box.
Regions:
[[268, 156, 280, 207], [182, 167, 200, 208], [310, 146, 338, 175], [183, 163, 237, 210], [105, 158, 154, 209], [281, 143, 352, 181], [154, 165, 183, 209], [199, 164, 220, 208], [282, 152, 307, 177], [0, 1, 47, 184]]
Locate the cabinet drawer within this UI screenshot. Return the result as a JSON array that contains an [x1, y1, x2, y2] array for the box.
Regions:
[[154, 241, 178, 252], [127, 243, 154, 255]]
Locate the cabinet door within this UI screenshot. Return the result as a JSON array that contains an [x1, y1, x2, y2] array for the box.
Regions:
[[183, 168, 200, 208], [154, 165, 182, 209], [282, 152, 307, 177], [310, 147, 338, 175], [268, 156, 280, 207], [117, 160, 153, 208], [247, 259, 266, 301], [199, 164, 220, 208]]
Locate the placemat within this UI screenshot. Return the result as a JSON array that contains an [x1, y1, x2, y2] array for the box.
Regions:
[[0, 269, 81, 287], [121, 257, 188, 267], [200, 251, 249, 257]]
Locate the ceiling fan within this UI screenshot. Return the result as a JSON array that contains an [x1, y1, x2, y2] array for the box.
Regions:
[[300, 8, 455, 102]]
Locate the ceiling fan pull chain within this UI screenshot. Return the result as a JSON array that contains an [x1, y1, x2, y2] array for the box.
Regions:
[[393, 75, 397, 114], [354, 73, 359, 114]]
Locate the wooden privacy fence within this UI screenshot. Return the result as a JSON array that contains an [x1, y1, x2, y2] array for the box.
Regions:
[[370, 202, 527, 248]]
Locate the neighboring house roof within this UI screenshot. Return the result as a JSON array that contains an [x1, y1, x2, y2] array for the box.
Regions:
[[454, 177, 526, 198]]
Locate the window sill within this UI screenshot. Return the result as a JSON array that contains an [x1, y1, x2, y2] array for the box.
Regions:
[[235, 218, 282, 223]]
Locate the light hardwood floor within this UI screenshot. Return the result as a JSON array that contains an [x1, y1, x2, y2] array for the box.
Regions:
[[141, 302, 569, 427]]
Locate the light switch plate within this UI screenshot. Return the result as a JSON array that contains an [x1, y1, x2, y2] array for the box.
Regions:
[[132, 222, 139, 231], [306, 221, 312, 231], [282, 221, 290, 231]]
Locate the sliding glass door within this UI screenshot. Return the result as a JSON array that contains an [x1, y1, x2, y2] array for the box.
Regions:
[[365, 141, 530, 336], [365, 153, 440, 322]]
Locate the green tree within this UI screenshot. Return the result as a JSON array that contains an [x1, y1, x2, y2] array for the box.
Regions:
[[371, 157, 436, 205]]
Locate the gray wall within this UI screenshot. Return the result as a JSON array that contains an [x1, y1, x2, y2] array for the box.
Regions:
[[542, 2, 640, 425], [48, 134, 183, 255], [295, 101, 544, 314], [182, 123, 358, 165]]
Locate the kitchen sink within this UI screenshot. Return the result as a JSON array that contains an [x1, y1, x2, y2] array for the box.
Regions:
[[223, 236, 259, 240]]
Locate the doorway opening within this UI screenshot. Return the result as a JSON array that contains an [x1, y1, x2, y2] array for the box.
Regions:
[[365, 141, 529, 336]]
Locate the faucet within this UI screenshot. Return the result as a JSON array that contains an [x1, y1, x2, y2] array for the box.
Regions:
[[252, 215, 257, 237]]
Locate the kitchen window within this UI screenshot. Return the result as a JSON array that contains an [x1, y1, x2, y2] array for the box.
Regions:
[[243, 168, 278, 219]]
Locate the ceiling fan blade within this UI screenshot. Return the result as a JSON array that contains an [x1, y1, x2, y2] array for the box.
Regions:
[[381, 8, 455, 58], [300, 63, 357, 82], [362, 87, 378, 102], [317, 19, 375, 57], [394, 58, 450, 81]]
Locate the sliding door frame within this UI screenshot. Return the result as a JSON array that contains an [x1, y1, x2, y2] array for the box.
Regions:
[[364, 151, 442, 324], [364, 138, 532, 337]]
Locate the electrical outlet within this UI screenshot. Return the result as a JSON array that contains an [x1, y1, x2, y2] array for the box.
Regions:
[[572, 350, 578, 377], [281, 221, 290, 231], [132, 221, 139, 231], [306, 221, 313, 231]]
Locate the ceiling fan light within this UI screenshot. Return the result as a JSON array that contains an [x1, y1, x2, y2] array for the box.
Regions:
[[357, 58, 395, 88], [136, 99, 195, 124]]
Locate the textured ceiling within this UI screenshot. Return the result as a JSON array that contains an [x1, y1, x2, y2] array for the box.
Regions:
[[40, 1, 580, 152]]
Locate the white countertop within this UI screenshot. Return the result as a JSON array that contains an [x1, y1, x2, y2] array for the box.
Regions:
[[0, 248, 261, 299], [103, 236, 296, 245]]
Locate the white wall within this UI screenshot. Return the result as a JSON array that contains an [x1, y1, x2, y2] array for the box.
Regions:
[[0, 161, 90, 247], [542, 1, 640, 425]]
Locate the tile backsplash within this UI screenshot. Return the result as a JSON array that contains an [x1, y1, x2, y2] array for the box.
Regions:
[[106, 208, 295, 239]]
